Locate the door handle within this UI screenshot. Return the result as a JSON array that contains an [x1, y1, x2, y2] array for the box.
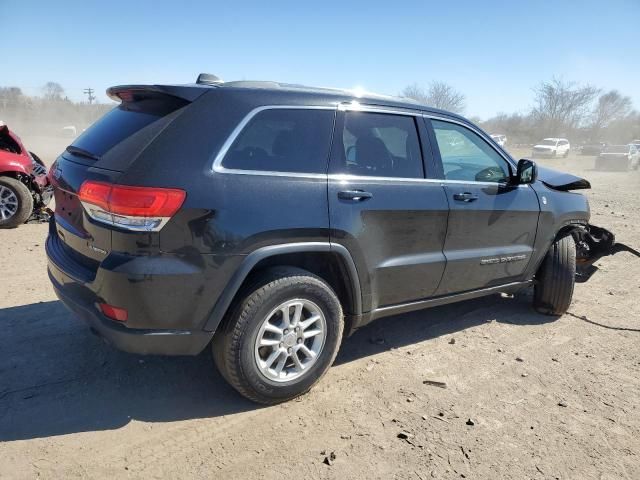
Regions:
[[453, 192, 479, 202], [338, 190, 373, 201]]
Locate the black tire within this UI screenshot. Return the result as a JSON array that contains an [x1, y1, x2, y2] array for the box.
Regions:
[[533, 233, 576, 315], [212, 267, 344, 404], [0, 176, 33, 228]]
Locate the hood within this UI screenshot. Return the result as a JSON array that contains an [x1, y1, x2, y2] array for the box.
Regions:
[[0, 125, 34, 174], [537, 166, 591, 191]]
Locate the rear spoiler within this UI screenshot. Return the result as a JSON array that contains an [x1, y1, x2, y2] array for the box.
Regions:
[[106, 84, 211, 103]]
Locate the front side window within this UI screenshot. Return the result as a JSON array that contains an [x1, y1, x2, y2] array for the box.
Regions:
[[222, 108, 334, 174], [334, 112, 424, 178], [431, 120, 510, 183]]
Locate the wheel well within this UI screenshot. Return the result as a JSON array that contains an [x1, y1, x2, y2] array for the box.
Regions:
[[0, 172, 20, 180], [205, 242, 366, 340], [0, 171, 33, 190], [245, 251, 358, 317], [555, 224, 586, 243]]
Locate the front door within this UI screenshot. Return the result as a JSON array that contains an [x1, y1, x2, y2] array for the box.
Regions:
[[427, 118, 541, 295], [328, 108, 449, 311]]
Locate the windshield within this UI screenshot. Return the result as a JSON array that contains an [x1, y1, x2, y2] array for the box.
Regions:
[[539, 139, 557, 146], [602, 145, 629, 154]]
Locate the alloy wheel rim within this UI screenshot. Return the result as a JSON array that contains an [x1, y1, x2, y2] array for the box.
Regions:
[[254, 298, 327, 383], [0, 186, 18, 221]]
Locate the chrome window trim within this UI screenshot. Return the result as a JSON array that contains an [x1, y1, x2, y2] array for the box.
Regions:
[[211, 105, 337, 175], [337, 102, 423, 116], [210, 103, 527, 188], [424, 114, 518, 170], [329, 173, 439, 184], [328, 173, 528, 188]]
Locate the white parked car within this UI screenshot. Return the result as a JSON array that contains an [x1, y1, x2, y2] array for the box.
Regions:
[[490, 134, 507, 147], [532, 138, 570, 158]]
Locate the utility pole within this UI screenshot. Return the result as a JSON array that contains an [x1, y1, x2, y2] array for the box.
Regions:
[[83, 87, 95, 104]]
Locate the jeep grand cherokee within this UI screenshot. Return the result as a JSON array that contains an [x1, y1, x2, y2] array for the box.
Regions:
[[46, 74, 632, 404]]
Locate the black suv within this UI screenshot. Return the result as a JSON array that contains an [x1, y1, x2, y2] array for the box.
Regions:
[[46, 75, 626, 404]]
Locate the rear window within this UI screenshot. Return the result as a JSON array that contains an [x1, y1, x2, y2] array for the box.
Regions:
[[67, 94, 188, 160], [222, 108, 335, 174]]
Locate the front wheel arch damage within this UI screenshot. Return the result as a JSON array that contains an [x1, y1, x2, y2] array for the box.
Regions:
[[564, 224, 640, 282], [0, 172, 49, 223]]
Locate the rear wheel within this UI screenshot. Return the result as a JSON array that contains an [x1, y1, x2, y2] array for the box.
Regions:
[[533, 233, 576, 315], [212, 267, 344, 404], [0, 176, 33, 228]]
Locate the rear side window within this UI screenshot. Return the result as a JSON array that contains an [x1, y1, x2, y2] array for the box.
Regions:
[[222, 109, 334, 174], [69, 95, 187, 159], [334, 112, 423, 178]]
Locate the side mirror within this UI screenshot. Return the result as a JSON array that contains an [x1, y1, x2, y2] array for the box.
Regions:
[[516, 159, 537, 184]]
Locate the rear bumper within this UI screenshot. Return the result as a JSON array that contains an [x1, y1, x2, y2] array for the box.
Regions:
[[49, 269, 213, 355], [46, 220, 215, 356]]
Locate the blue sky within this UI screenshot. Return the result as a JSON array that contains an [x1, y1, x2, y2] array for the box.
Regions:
[[2, 0, 639, 119]]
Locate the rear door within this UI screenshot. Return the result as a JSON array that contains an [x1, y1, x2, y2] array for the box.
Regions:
[[328, 107, 448, 311], [426, 117, 540, 295]]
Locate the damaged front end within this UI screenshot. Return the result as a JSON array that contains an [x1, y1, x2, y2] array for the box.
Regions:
[[573, 225, 640, 282]]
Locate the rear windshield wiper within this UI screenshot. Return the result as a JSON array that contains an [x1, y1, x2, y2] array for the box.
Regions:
[[66, 145, 100, 161]]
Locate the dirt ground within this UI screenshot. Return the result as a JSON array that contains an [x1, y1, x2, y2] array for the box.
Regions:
[[1, 140, 639, 479]]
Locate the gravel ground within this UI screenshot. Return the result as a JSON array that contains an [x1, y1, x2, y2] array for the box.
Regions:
[[0, 143, 639, 479]]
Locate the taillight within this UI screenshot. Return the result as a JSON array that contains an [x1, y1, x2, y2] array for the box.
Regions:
[[98, 303, 128, 322], [78, 181, 186, 232]]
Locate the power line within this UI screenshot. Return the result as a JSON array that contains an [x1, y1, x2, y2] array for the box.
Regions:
[[83, 88, 95, 104]]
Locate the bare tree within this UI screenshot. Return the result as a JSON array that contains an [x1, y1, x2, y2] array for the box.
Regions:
[[531, 78, 599, 135], [401, 83, 429, 103], [402, 81, 466, 113], [0, 87, 23, 109], [590, 90, 632, 136], [42, 81, 65, 101], [604, 111, 640, 144], [481, 112, 536, 144]]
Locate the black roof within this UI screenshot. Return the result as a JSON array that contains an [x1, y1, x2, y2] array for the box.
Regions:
[[108, 78, 466, 122], [216, 80, 464, 120]]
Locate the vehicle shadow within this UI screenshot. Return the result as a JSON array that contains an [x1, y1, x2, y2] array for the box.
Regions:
[[0, 291, 552, 441]]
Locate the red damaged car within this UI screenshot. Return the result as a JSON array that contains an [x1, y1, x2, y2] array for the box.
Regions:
[[0, 123, 52, 227]]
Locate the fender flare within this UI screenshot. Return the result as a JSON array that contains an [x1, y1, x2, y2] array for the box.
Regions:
[[203, 242, 362, 332], [0, 162, 31, 176]]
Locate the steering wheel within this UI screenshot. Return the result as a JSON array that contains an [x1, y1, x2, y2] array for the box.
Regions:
[[475, 166, 505, 182]]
